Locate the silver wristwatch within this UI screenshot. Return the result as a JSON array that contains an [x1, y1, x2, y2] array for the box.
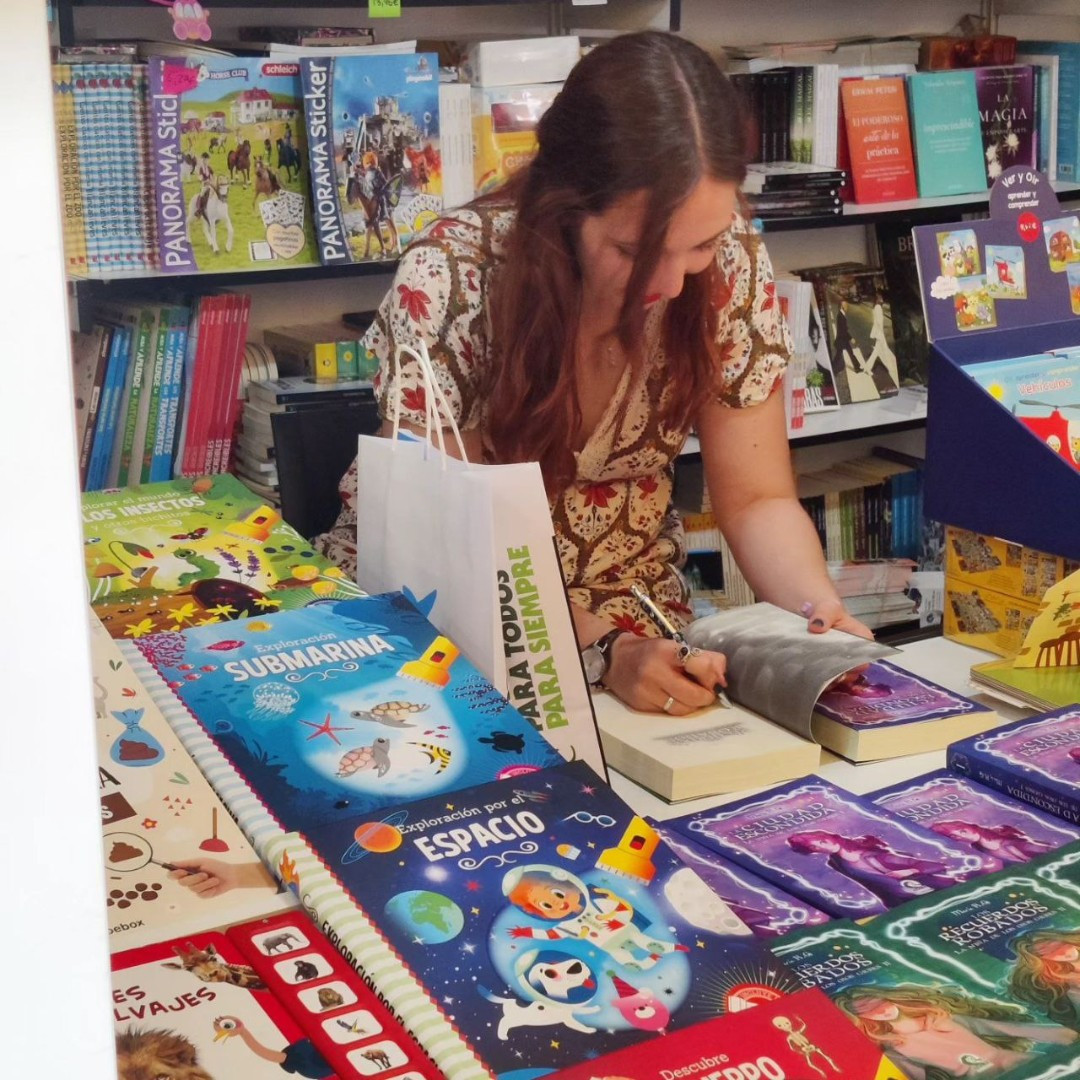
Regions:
[[581, 629, 625, 688]]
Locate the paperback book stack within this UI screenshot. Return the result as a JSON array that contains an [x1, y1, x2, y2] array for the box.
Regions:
[[743, 161, 846, 226], [52, 52, 156, 278]]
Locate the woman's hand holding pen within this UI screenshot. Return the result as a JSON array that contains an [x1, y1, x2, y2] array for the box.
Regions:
[[604, 635, 728, 716]]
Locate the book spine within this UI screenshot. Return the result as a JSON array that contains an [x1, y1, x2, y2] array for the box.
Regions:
[[87, 326, 128, 490], [140, 307, 168, 482], [947, 747, 1080, 826], [115, 307, 153, 482], [53, 63, 88, 278], [78, 326, 112, 489], [204, 296, 238, 475], [148, 58, 196, 273], [215, 294, 252, 473], [149, 307, 185, 481], [301, 57, 352, 265]]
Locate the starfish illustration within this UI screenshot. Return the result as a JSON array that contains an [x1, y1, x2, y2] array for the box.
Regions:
[[299, 713, 352, 744]]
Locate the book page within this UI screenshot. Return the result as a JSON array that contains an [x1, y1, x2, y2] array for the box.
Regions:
[[684, 602, 894, 739]]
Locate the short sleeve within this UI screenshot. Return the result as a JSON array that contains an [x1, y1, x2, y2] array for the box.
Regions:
[[365, 216, 492, 431], [711, 216, 792, 407]]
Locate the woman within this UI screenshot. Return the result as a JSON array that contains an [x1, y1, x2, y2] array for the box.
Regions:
[[315, 32, 869, 715], [1009, 930, 1080, 1026], [786, 830, 958, 908], [837, 984, 1076, 1079], [930, 820, 1054, 866]]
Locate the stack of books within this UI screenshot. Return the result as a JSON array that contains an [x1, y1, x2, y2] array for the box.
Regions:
[[743, 161, 846, 225]]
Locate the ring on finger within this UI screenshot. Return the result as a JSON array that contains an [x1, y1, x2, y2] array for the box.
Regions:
[[662, 695, 676, 713], [675, 642, 702, 667]]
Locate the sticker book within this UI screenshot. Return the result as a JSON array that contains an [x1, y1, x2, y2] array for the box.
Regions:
[[82, 474, 364, 640], [92, 613, 296, 952], [948, 707, 1080, 825], [148, 56, 321, 273], [664, 777, 984, 917], [871, 769, 1080, 872], [302, 760, 806, 1079], [133, 593, 564, 842], [811, 659, 1002, 761], [772, 920, 1080, 1079], [300, 53, 443, 265]]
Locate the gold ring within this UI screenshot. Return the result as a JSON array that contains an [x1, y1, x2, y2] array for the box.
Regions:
[[662, 696, 676, 713]]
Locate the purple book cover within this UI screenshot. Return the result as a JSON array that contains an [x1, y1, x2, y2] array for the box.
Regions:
[[949, 706, 1080, 825], [871, 768, 1080, 873], [814, 659, 987, 729], [665, 777, 984, 918], [975, 65, 1037, 184], [650, 819, 830, 938]]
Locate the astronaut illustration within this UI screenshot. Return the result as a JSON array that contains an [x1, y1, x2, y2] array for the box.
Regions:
[[502, 864, 689, 971]]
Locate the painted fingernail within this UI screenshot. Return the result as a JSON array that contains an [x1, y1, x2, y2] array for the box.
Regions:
[[810, 618, 826, 629], [799, 601, 814, 616]]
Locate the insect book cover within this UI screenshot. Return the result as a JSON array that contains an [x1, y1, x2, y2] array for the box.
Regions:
[[664, 777, 984, 918], [302, 759, 805, 1080], [134, 592, 563, 840], [772, 919, 1080, 1079], [870, 769, 1080, 873], [148, 56, 320, 273], [300, 53, 443, 265], [948, 707, 1080, 826], [82, 474, 364, 640]]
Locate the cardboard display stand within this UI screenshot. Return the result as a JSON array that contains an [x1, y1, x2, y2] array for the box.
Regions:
[[913, 166, 1080, 562]]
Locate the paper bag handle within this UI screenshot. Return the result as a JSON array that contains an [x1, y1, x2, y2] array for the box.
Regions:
[[387, 340, 470, 465]]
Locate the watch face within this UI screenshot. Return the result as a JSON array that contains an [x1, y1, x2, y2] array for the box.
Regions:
[[582, 644, 605, 686]]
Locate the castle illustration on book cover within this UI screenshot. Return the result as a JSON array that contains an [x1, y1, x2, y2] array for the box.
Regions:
[[149, 57, 321, 273], [134, 593, 564, 837], [82, 475, 363, 639], [304, 760, 805, 1079], [300, 53, 443, 265]]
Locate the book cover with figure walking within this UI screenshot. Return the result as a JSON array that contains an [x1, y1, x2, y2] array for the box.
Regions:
[[148, 56, 320, 274], [300, 53, 443, 265], [301, 759, 805, 1079]]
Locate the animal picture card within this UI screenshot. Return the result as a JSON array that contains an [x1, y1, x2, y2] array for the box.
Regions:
[[870, 769, 1080, 873], [133, 592, 564, 839], [111, 930, 326, 1080], [664, 776, 984, 918], [148, 56, 321, 273], [954, 274, 997, 331], [82, 474, 365, 640], [92, 613, 296, 952], [302, 759, 806, 1079], [226, 913, 441, 1079], [937, 228, 981, 277], [986, 243, 1028, 298], [772, 920, 1080, 1079], [1043, 216, 1080, 273]]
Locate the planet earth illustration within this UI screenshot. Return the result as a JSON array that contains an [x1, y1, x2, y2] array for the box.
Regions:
[[384, 890, 464, 944]]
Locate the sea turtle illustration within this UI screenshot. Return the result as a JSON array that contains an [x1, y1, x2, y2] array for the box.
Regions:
[[336, 737, 392, 778], [349, 700, 428, 728], [478, 731, 526, 754]]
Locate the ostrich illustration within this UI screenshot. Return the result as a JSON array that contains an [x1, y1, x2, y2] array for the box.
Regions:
[[211, 1015, 333, 1078]]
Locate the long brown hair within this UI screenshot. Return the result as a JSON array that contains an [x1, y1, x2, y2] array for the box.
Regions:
[[1009, 929, 1080, 1025], [482, 32, 747, 489]]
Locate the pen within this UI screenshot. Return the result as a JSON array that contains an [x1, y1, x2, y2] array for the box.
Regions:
[[629, 583, 733, 708]]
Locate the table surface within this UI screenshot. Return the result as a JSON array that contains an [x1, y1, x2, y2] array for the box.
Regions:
[[607, 636, 1032, 820]]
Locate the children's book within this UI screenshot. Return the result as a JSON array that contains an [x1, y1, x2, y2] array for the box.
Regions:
[[300, 53, 443, 265], [551, 987, 907, 1080], [650, 819, 831, 938], [976, 65, 1038, 184], [92, 613, 296, 952], [225, 912, 441, 1079], [133, 593, 564, 843], [810, 659, 1003, 762], [970, 656, 1080, 713], [664, 776, 984, 918], [906, 70, 987, 198], [948, 706, 1080, 825], [772, 919, 1080, 1078], [302, 759, 806, 1079], [148, 56, 321, 274], [81, 474, 364, 640], [870, 768, 1080, 873], [592, 690, 821, 802], [873, 846, 1080, 1032], [839, 76, 918, 203]]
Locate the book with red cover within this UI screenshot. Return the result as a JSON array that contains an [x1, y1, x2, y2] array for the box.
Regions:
[[551, 988, 906, 1080], [840, 76, 918, 203]]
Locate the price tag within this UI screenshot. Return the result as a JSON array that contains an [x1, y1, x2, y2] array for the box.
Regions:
[[369, 0, 402, 17]]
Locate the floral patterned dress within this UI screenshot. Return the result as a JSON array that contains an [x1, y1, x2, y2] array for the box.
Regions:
[[313, 203, 791, 633]]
